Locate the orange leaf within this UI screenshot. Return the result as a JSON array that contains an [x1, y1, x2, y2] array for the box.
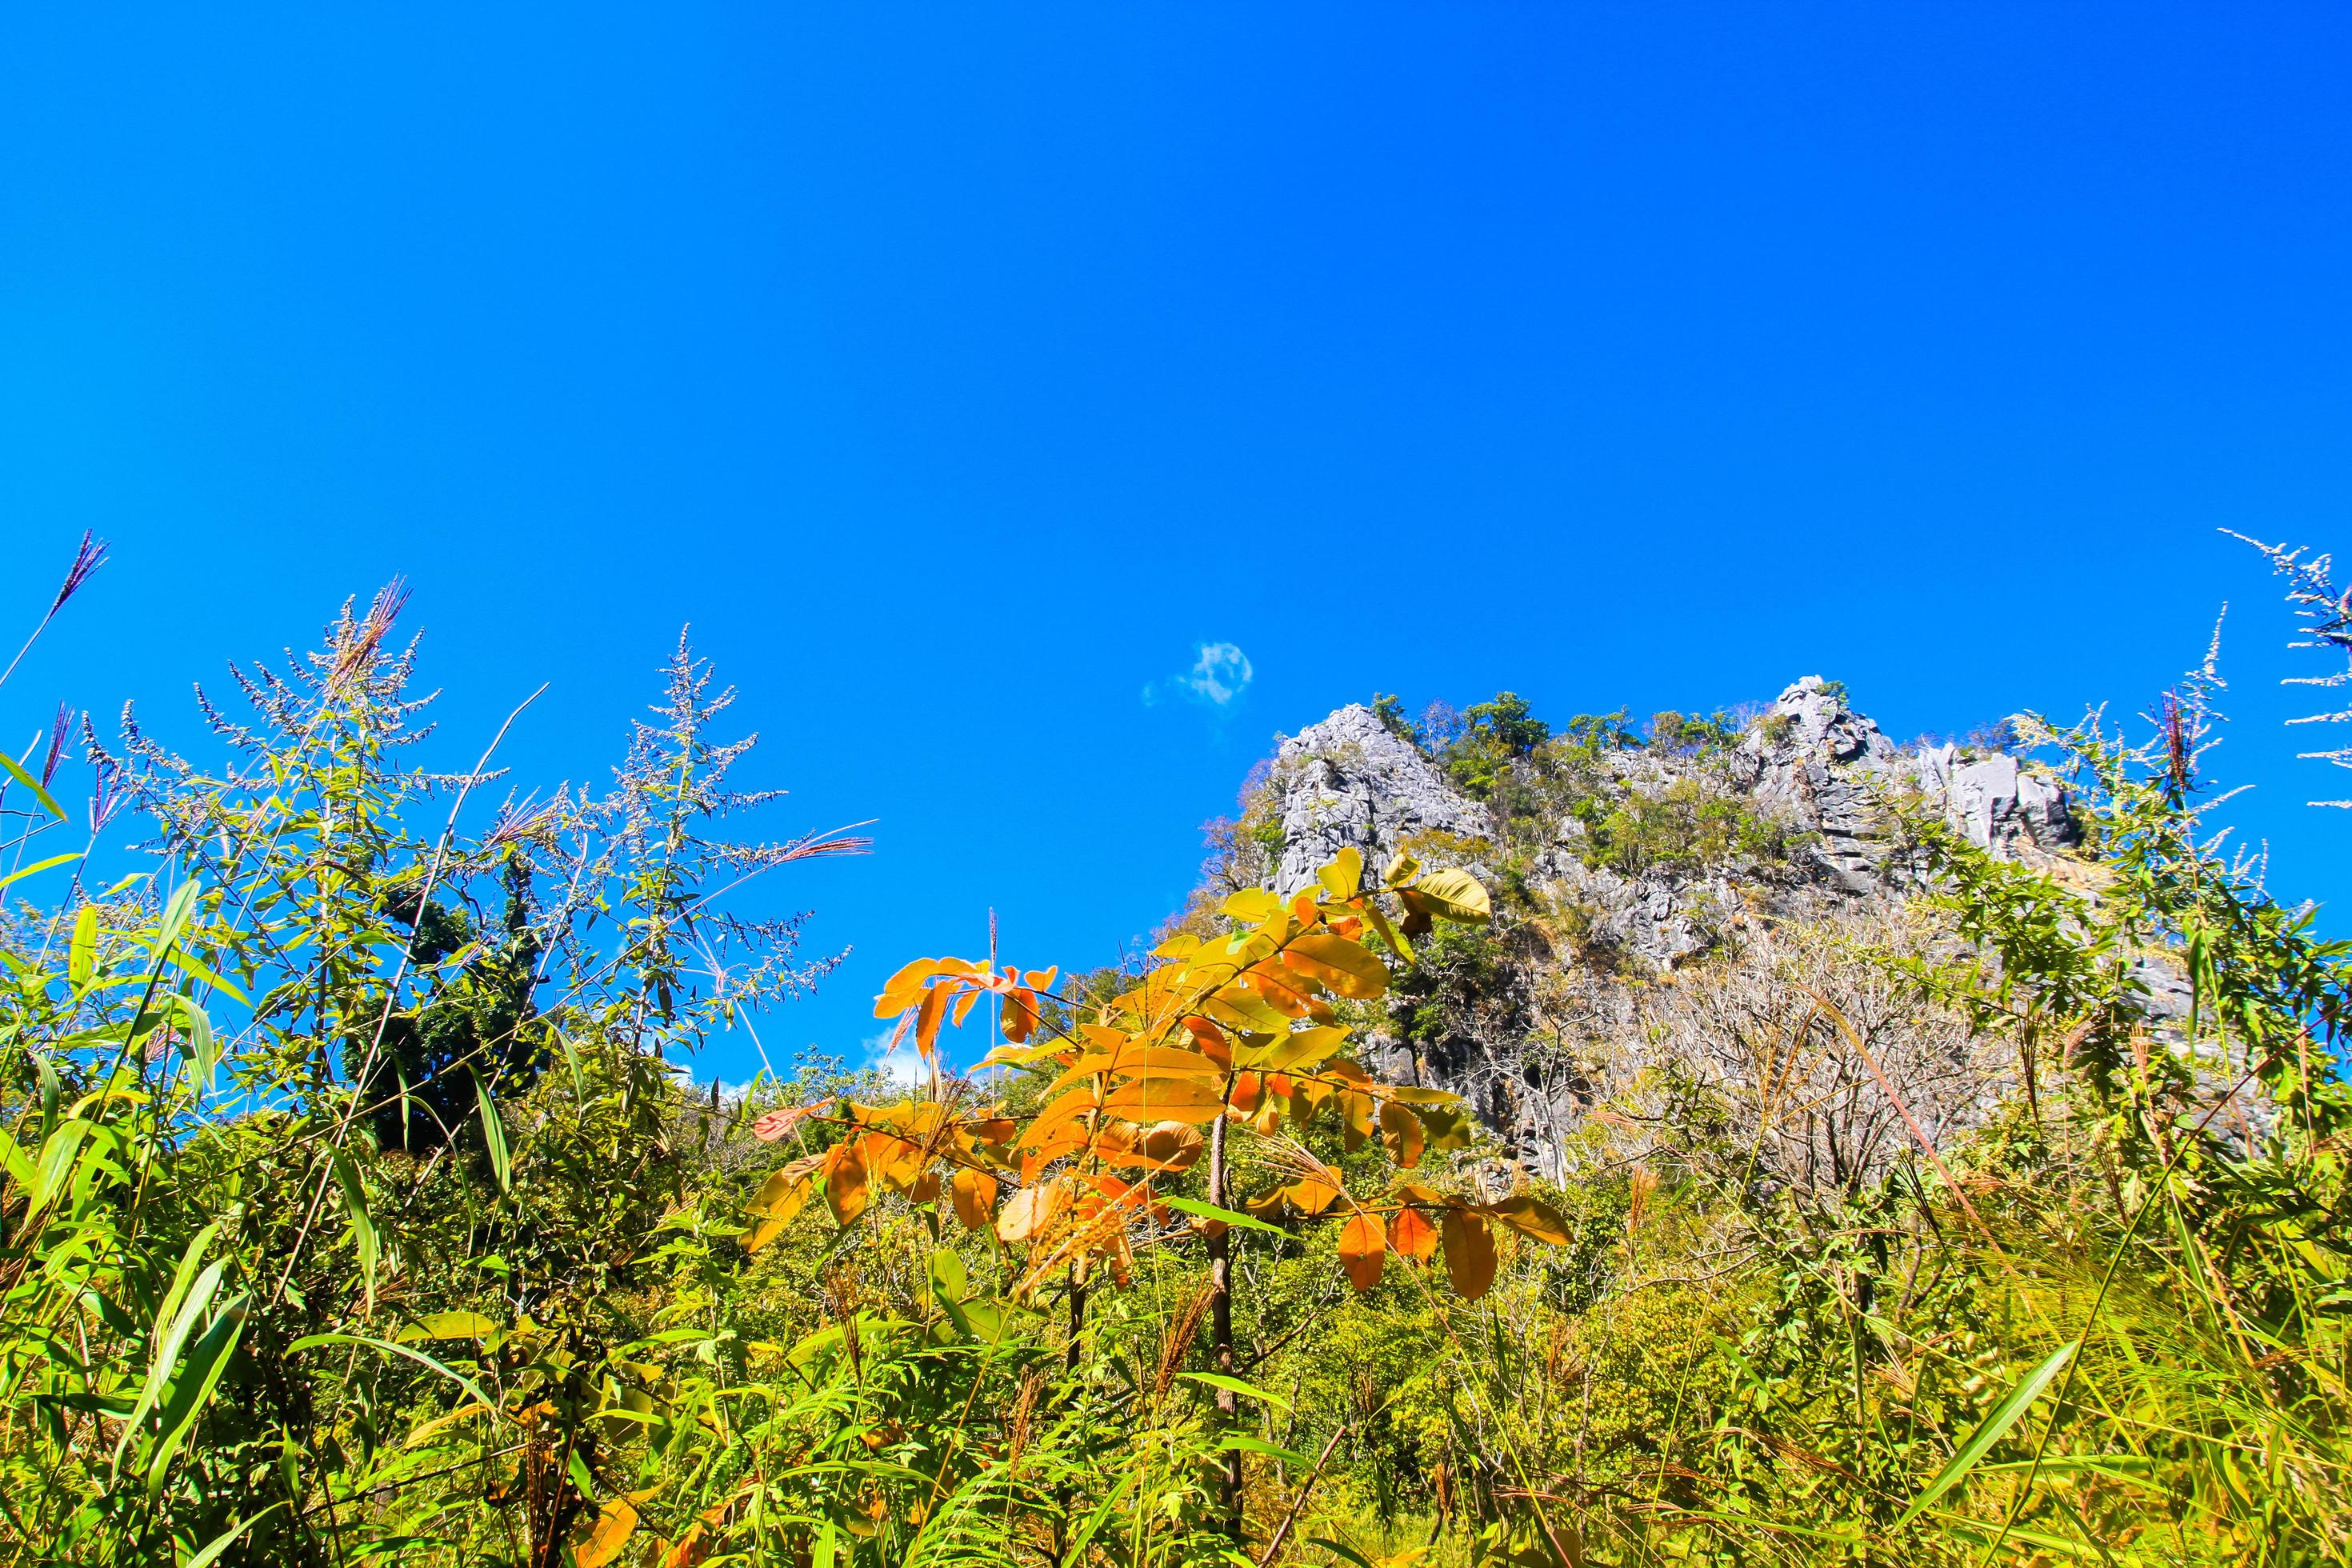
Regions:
[[574, 1498, 638, 1568], [1003, 988, 1038, 1043], [1242, 969, 1318, 1018], [1441, 1209, 1496, 1300], [1181, 1016, 1234, 1070], [1378, 1100, 1425, 1169], [1339, 1209, 1386, 1291], [951, 1166, 998, 1230], [1287, 1176, 1346, 1216], [823, 1140, 870, 1226], [914, 983, 950, 1053], [1389, 1205, 1439, 1262]]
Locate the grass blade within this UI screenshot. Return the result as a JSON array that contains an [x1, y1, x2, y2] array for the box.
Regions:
[[1895, 1340, 2077, 1528]]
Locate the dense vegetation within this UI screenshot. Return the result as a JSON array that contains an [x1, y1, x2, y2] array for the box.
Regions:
[[4, 537, 2350, 1566]]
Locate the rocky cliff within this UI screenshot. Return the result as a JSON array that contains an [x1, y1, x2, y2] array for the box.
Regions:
[[1225, 678, 2083, 1182]]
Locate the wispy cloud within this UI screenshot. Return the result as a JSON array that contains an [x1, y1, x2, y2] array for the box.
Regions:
[[1145, 641, 1254, 708], [861, 1026, 927, 1088]]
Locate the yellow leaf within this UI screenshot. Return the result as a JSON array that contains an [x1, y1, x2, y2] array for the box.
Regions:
[[1382, 850, 1421, 888], [1220, 888, 1282, 924], [1279, 934, 1389, 999], [1316, 847, 1365, 899], [1485, 1194, 1571, 1246], [1441, 1210, 1496, 1301], [996, 1178, 1070, 1244], [1412, 867, 1490, 923], [403, 1400, 490, 1448], [1238, 1025, 1349, 1073], [574, 1497, 638, 1568], [1100, 1077, 1226, 1123], [1339, 1209, 1386, 1291], [399, 1310, 496, 1342]]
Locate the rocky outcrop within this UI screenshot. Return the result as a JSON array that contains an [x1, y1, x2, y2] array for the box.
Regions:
[[1269, 677, 2077, 924], [1245, 675, 2086, 1178], [1268, 704, 1492, 897]]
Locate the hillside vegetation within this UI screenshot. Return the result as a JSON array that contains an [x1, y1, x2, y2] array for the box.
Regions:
[[3, 538, 2350, 1566]]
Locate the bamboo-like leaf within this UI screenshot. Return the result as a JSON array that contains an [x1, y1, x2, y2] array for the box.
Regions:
[[473, 1070, 511, 1194], [286, 1331, 495, 1410], [68, 905, 99, 990], [150, 880, 200, 966], [1894, 1340, 2078, 1527], [1179, 1371, 1292, 1410], [175, 994, 218, 1098], [400, 1310, 498, 1342], [331, 1147, 379, 1313], [146, 1294, 249, 1494], [114, 1230, 226, 1471], [182, 1502, 287, 1568], [0, 850, 81, 894], [0, 748, 67, 822], [1160, 1195, 1288, 1236]]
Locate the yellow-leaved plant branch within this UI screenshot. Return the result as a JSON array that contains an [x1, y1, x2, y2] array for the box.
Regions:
[[735, 846, 1566, 1530]]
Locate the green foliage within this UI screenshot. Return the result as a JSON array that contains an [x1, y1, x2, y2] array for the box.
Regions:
[[1580, 774, 1787, 877], [6, 557, 2352, 1567]]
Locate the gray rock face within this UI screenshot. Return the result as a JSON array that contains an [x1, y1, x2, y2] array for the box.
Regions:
[[1743, 676, 2078, 887], [1912, 746, 2079, 857], [1253, 676, 2086, 1174], [1266, 677, 2076, 937], [1742, 676, 1906, 892], [1269, 704, 1492, 896]]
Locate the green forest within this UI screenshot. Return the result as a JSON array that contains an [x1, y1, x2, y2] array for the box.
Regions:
[[6, 536, 2351, 1568]]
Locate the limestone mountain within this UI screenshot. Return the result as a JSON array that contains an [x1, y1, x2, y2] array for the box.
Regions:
[[1186, 678, 2086, 1188]]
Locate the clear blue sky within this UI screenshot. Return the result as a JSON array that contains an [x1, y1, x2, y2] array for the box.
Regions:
[[6, 6, 2351, 1082]]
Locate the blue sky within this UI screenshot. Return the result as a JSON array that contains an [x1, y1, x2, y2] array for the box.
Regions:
[[5, 5, 2352, 1082]]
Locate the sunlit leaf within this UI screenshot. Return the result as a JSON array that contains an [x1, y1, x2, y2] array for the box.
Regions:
[[574, 1496, 638, 1568], [1281, 934, 1389, 998], [1389, 1205, 1440, 1262], [1378, 1100, 1425, 1168], [1316, 847, 1364, 898], [1484, 1194, 1571, 1246], [951, 1166, 998, 1230], [1411, 866, 1491, 923], [1339, 1209, 1386, 1291], [1100, 1077, 1225, 1123], [1441, 1210, 1496, 1300]]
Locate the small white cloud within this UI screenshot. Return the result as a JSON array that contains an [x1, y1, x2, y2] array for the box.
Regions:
[[1146, 642, 1254, 708], [861, 1026, 927, 1088]]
